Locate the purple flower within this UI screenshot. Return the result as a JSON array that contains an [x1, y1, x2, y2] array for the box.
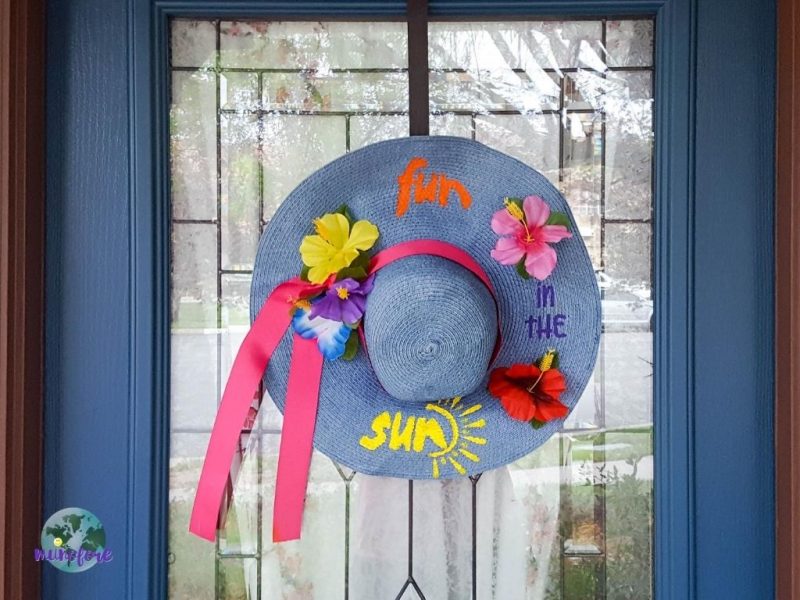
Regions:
[[309, 276, 375, 325]]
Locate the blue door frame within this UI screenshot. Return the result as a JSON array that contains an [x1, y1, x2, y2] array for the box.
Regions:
[[44, 0, 775, 598]]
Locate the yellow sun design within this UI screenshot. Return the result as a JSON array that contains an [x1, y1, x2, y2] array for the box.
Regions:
[[427, 396, 486, 478]]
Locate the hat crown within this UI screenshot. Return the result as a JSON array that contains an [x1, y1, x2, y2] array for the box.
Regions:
[[363, 256, 497, 403]]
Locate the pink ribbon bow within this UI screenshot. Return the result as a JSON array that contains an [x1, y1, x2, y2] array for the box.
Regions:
[[189, 240, 500, 543]]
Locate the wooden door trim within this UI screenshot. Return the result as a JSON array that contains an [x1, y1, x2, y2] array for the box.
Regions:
[[0, 0, 45, 596], [776, 0, 800, 597]]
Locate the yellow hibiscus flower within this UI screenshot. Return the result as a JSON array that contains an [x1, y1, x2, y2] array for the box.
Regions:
[[299, 213, 379, 283]]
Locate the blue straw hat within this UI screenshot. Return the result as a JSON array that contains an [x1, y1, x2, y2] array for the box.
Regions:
[[251, 136, 601, 479]]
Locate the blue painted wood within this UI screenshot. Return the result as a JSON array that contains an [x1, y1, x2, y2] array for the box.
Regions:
[[44, 0, 775, 598], [693, 0, 775, 596], [428, 0, 663, 15], [155, 0, 408, 17], [128, 2, 168, 598], [652, 1, 696, 597], [44, 0, 133, 598]]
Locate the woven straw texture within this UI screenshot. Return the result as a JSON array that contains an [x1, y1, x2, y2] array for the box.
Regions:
[[251, 137, 601, 479], [363, 255, 498, 403]]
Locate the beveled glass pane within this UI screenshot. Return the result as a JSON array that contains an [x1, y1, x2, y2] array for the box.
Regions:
[[410, 479, 473, 597], [349, 114, 409, 149], [564, 368, 601, 430], [262, 71, 408, 113], [475, 113, 561, 183], [605, 20, 654, 67], [170, 71, 217, 221], [221, 115, 260, 271], [563, 556, 604, 599], [220, 21, 407, 69], [259, 439, 347, 599], [218, 434, 260, 556], [171, 223, 217, 329], [603, 222, 652, 290], [170, 330, 218, 430], [429, 21, 604, 70], [220, 72, 260, 111], [604, 332, 653, 427], [168, 433, 216, 598], [562, 110, 603, 266], [506, 437, 562, 598], [218, 557, 259, 599], [221, 273, 251, 329], [430, 69, 560, 112], [259, 395, 284, 433], [261, 115, 347, 221], [430, 113, 473, 138], [605, 72, 653, 220], [171, 19, 217, 69], [349, 475, 409, 597], [604, 430, 653, 596]]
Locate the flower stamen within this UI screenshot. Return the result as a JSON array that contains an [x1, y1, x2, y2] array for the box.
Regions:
[[506, 200, 536, 243], [526, 349, 558, 391], [336, 286, 350, 300], [539, 350, 556, 372], [526, 376, 543, 394], [504, 198, 526, 222]]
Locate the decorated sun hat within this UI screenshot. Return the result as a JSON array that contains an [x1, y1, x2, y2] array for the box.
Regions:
[[190, 136, 601, 543]]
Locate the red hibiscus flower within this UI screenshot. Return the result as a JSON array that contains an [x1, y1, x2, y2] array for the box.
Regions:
[[488, 361, 568, 425]]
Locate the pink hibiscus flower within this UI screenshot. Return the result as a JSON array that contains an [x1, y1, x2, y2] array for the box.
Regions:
[[490, 195, 572, 280]]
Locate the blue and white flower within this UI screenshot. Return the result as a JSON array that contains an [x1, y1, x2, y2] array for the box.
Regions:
[[291, 307, 352, 360]]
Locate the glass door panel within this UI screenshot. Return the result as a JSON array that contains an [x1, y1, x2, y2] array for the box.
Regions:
[[167, 17, 653, 599], [428, 20, 654, 599]]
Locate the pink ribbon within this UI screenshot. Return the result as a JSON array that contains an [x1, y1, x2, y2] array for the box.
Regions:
[[189, 240, 501, 543], [188, 278, 324, 541]]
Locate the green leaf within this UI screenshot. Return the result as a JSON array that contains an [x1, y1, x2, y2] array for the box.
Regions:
[[505, 196, 524, 211], [342, 332, 359, 361], [531, 419, 545, 430], [299, 264, 311, 282], [336, 266, 368, 281], [349, 250, 372, 271], [550, 351, 560, 370], [545, 211, 571, 229], [334, 203, 355, 224], [515, 258, 531, 280]]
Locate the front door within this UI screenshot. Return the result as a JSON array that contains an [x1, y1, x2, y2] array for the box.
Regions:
[[43, 1, 775, 598]]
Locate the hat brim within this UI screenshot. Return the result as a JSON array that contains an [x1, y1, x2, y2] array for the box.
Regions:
[[251, 136, 601, 479]]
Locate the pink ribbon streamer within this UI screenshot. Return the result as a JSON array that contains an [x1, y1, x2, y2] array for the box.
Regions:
[[271, 334, 323, 542], [189, 278, 324, 541], [189, 240, 501, 543]]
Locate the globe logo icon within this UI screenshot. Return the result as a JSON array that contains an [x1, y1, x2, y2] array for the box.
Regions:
[[39, 507, 108, 573]]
